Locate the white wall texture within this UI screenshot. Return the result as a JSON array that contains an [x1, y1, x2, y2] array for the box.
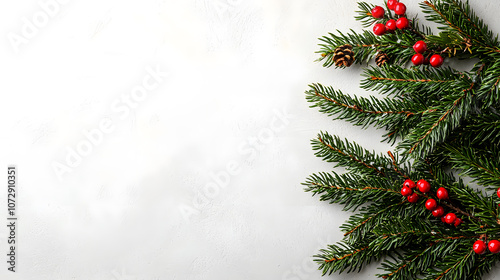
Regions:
[[1, 0, 500, 279]]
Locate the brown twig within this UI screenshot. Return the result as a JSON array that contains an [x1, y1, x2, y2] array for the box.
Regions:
[[370, 76, 451, 83], [309, 182, 399, 194], [387, 151, 408, 178], [324, 246, 370, 263]]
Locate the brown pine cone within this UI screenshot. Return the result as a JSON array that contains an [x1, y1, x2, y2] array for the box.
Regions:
[[375, 52, 389, 67], [333, 44, 355, 67]]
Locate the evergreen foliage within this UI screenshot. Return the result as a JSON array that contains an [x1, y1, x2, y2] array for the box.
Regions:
[[304, 0, 500, 279]]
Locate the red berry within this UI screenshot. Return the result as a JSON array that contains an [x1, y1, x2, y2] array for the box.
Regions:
[[394, 2, 406, 15], [454, 218, 462, 227], [423, 57, 430, 65], [497, 187, 500, 199], [403, 179, 416, 189], [413, 41, 428, 53], [432, 206, 444, 217], [387, 0, 399, 10], [444, 213, 456, 224], [407, 193, 419, 203], [417, 179, 431, 193], [489, 240, 500, 254], [373, 23, 387, 36], [437, 187, 449, 200], [385, 19, 397, 31], [401, 186, 413, 196], [425, 199, 437, 211], [396, 17, 409, 29], [430, 54, 444, 67], [441, 216, 447, 223], [473, 240, 487, 254], [411, 54, 425, 66], [371, 6, 385, 19]]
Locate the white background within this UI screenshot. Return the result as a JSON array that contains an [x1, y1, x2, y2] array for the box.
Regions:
[[1, 0, 500, 279]]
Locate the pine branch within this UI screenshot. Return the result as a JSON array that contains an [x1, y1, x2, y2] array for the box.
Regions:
[[477, 54, 500, 108], [467, 256, 500, 280], [316, 242, 378, 274], [341, 202, 408, 243], [355, 2, 379, 28], [303, 172, 401, 211], [446, 0, 499, 47], [397, 81, 476, 158], [421, 0, 500, 53], [361, 65, 470, 98], [448, 180, 499, 226], [456, 115, 500, 146], [317, 27, 426, 67], [446, 145, 500, 189], [379, 240, 461, 280], [305, 0, 500, 278], [311, 132, 392, 177], [306, 84, 421, 140], [435, 248, 476, 280]]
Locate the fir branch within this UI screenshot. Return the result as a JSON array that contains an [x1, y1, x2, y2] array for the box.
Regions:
[[467, 256, 500, 280], [446, 0, 499, 48], [308, 84, 417, 116], [379, 239, 468, 280], [355, 2, 379, 28], [343, 202, 404, 238], [324, 246, 370, 263], [303, 172, 401, 211], [316, 242, 379, 275], [432, 248, 475, 280], [398, 81, 476, 158], [380, 244, 436, 280], [445, 144, 500, 189], [306, 83, 422, 143], [305, 0, 500, 278], [454, 115, 500, 146], [317, 27, 426, 67], [477, 54, 500, 107], [421, 0, 500, 53], [340, 201, 431, 244], [312, 131, 391, 176], [449, 180, 499, 226], [361, 65, 470, 99]]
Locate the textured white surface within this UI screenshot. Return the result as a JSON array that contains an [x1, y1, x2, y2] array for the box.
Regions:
[[1, 0, 500, 279]]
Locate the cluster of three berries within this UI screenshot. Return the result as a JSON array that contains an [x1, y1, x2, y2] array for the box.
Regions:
[[411, 41, 444, 68]]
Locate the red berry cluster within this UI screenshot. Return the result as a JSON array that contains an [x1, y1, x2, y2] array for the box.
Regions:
[[411, 40, 444, 67], [472, 188, 500, 254], [370, 2, 445, 68], [473, 240, 500, 254], [370, 0, 409, 36], [400, 179, 462, 227]]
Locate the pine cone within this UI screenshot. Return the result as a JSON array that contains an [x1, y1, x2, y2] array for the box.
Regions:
[[375, 52, 389, 67], [333, 44, 355, 67]]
